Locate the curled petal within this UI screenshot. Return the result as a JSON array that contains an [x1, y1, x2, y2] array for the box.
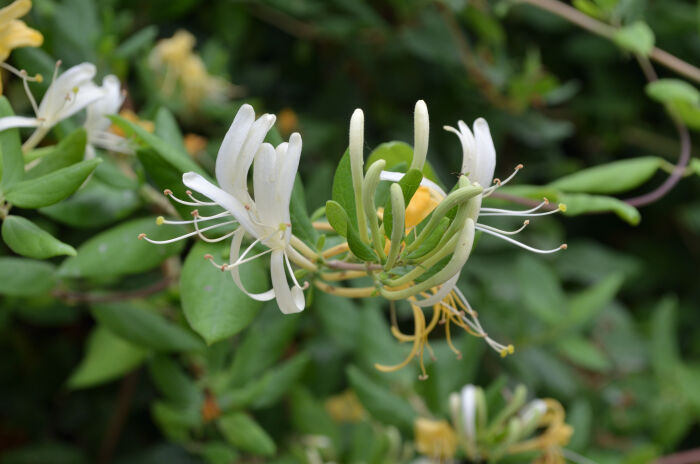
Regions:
[[270, 249, 305, 314], [229, 229, 275, 301]]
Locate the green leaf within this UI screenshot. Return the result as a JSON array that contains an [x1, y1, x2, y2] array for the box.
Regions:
[[180, 241, 266, 345], [313, 291, 360, 351], [613, 21, 655, 56], [91, 302, 205, 352], [227, 305, 300, 385], [367, 142, 441, 185], [24, 129, 87, 180], [556, 337, 612, 372], [114, 25, 158, 59], [289, 387, 340, 448], [669, 100, 700, 131], [559, 192, 641, 225], [383, 168, 423, 238], [549, 157, 663, 194], [148, 355, 202, 407], [2, 215, 76, 258], [650, 296, 680, 376], [197, 442, 240, 464], [0, 96, 24, 190], [0, 257, 56, 296], [406, 216, 450, 259], [516, 255, 567, 325], [110, 114, 206, 177], [250, 352, 311, 409], [566, 273, 624, 329], [154, 107, 187, 153], [59, 217, 185, 279], [218, 413, 276, 456], [67, 326, 147, 389], [4, 159, 101, 208], [39, 177, 141, 228], [289, 176, 318, 246], [347, 365, 417, 434], [331, 150, 357, 229], [151, 400, 200, 442], [646, 79, 700, 105], [325, 200, 349, 237], [346, 218, 377, 262]]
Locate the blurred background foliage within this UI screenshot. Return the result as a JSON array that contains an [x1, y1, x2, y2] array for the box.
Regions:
[[1, 0, 699, 463]]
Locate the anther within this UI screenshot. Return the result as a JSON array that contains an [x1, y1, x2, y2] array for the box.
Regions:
[[558, 203, 567, 212], [203, 254, 214, 260], [163, 189, 173, 196], [524, 220, 530, 225], [560, 244, 568, 250], [455, 352, 463, 360], [543, 197, 550, 205], [418, 374, 429, 381], [186, 190, 192, 195], [34, 74, 43, 83], [156, 216, 165, 225], [220, 264, 227, 272], [516, 163, 524, 170], [138, 233, 147, 240], [191, 209, 200, 217], [493, 178, 501, 185]]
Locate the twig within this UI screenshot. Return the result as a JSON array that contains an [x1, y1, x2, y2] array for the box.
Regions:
[[98, 370, 140, 464], [516, 0, 700, 85], [52, 277, 171, 304]]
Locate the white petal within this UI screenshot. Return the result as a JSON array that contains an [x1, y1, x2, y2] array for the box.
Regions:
[[85, 75, 123, 134], [473, 118, 496, 188], [0, 115, 40, 132], [182, 172, 258, 236], [275, 132, 301, 224], [38, 63, 97, 118], [379, 170, 447, 198], [455, 120, 476, 178], [413, 272, 460, 307], [229, 229, 275, 301], [253, 142, 278, 226], [411, 100, 429, 171], [461, 385, 477, 442], [270, 249, 305, 314], [55, 82, 106, 122], [232, 113, 276, 204], [216, 104, 255, 194]]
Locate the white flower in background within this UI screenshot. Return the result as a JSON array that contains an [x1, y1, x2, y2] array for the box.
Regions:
[[141, 104, 309, 315], [83, 74, 131, 158], [0, 62, 105, 150]]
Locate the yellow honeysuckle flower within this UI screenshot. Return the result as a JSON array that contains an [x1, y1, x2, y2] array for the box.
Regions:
[[509, 398, 573, 464], [414, 418, 457, 461], [0, 0, 43, 93], [324, 390, 365, 423]]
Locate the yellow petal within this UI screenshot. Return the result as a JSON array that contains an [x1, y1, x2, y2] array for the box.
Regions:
[[0, 0, 31, 27], [0, 20, 43, 61]]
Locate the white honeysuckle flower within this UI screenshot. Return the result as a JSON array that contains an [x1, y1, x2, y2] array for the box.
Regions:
[[83, 74, 131, 158], [0, 63, 105, 150], [141, 104, 307, 315], [461, 385, 478, 456], [444, 118, 496, 188]]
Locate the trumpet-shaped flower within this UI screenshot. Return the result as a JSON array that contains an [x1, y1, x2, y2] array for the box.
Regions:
[[0, 62, 105, 151], [83, 75, 131, 158], [0, 0, 43, 93], [141, 104, 309, 315]]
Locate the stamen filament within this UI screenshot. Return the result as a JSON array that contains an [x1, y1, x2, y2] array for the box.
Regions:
[[476, 220, 529, 236], [476, 226, 566, 254], [137, 220, 236, 244]]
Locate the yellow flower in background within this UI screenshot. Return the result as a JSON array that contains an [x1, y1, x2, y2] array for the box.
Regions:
[[148, 30, 240, 110], [0, 0, 43, 93], [509, 398, 573, 464], [325, 390, 365, 423], [414, 418, 457, 461]]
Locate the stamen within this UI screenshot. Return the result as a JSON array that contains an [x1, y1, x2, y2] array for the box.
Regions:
[[475, 226, 566, 254], [476, 220, 529, 236], [156, 211, 232, 225], [222, 248, 273, 270], [284, 252, 303, 289], [479, 198, 550, 216], [483, 164, 524, 196], [137, 220, 237, 244], [203, 253, 228, 271], [193, 210, 237, 243], [164, 189, 217, 206], [186, 190, 216, 205]]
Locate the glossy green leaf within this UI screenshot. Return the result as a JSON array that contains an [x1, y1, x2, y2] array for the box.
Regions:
[[549, 157, 663, 194], [39, 177, 141, 228], [0, 96, 24, 190], [325, 200, 349, 237], [646, 79, 700, 105], [670, 100, 700, 131], [218, 413, 276, 456], [113, 25, 158, 58], [313, 291, 360, 351], [613, 21, 655, 56], [180, 241, 266, 345], [24, 129, 87, 180], [91, 302, 205, 352], [383, 168, 423, 238], [516, 255, 567, 325], [289, 387, 340, 448], [148, 355, 202, 407], [4, 159, 101, 208], [59, 217, 185, 278], [559, 192, 641, 225], [331, 149, 357, 228], [346, 365, 417, 434], [67, 326, 147, 389], [2, 215, 76, 258], [154, 107, 187, 153], [367, 141, 441, 185], [346, 218, 377, 262], [197, 442, 240, 464], [650, 296, 680, 376], [0, 257, 56, 296], [250, 352, 311, 409], [566, 273, 624, 329]]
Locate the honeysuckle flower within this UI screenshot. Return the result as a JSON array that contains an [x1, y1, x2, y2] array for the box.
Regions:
[[148, 30, 239, 110], [413, 418, 457, 460], [140, 104, 311, 315], [0, 0, 43, 94], [83, 75, 131, 158], [0, 62, 105, 151]]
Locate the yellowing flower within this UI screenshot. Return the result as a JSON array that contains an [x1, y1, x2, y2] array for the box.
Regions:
[[0, 0, 43, 93], [148, 30, 239, 110], [324, 390, 365, 423], [414, 418, 457, 461]]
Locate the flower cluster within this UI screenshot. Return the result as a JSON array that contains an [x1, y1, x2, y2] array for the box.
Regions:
[[145, 99, 566, 376]]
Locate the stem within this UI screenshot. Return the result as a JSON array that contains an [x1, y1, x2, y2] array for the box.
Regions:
[[314, 280, 377, 298], [321, 243, 349, 259], [290, 235, 319, 262], [21, 126, 49, 152], [325, 259, 382, 271], [320, 270, 368, 281], [312, 221, 334, 231], [517, 0, 700, 84]]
